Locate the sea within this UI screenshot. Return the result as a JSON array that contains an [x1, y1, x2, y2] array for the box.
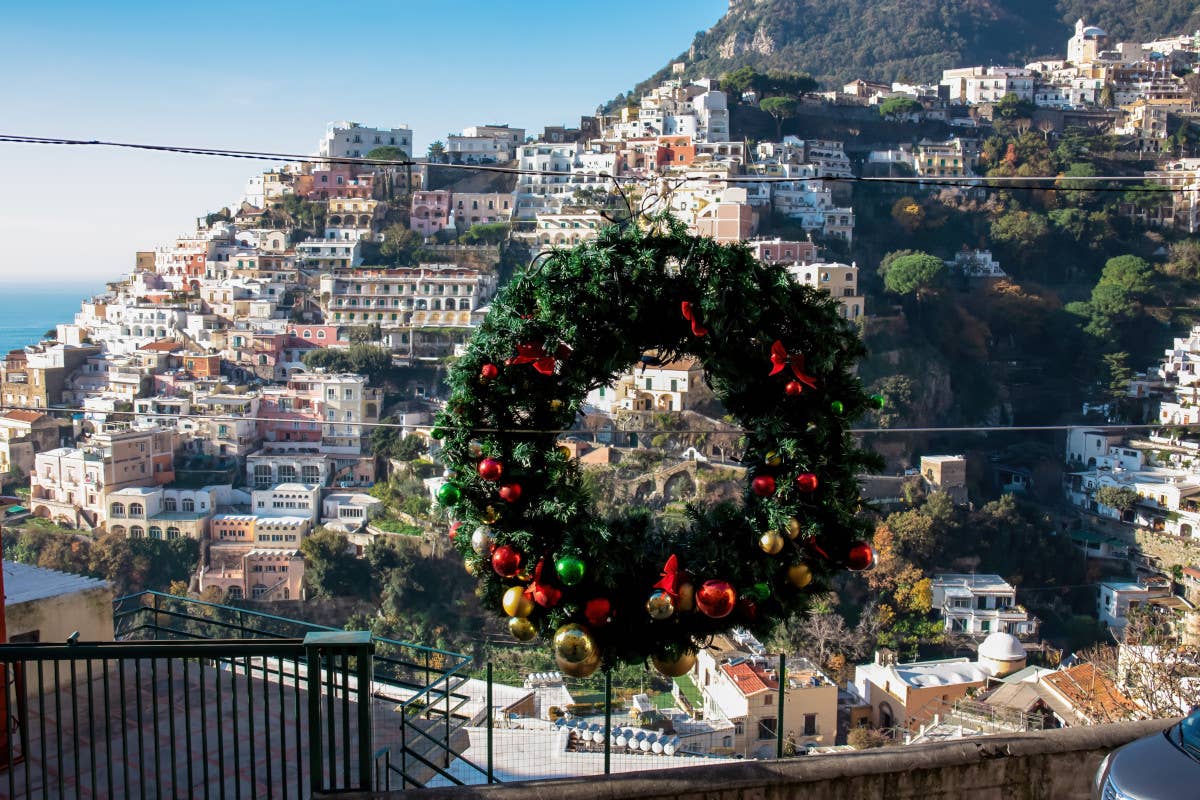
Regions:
[[0, 282, 102, 354]]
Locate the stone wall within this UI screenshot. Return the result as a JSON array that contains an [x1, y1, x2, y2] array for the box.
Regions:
[[346, 718, 1173, 800]]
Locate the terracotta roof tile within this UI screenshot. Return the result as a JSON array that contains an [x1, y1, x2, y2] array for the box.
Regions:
[[721, 661, 778, 696], [1042, 663, 1139, 722], [2, 410, 47, 423]]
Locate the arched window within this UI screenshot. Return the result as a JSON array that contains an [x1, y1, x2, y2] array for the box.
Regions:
[[167, 527, 181, 540], [110, 502, 125, 517], [163, 497, 177, 512], [129, 503, 144, 516], [227, 587, 243, 600], [130, 526, 145, 539], [148, 526, 163, 540], [182, 498, 195, 512]]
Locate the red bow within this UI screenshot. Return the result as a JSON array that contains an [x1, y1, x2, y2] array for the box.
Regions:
[[652, 554, 682, 600], [507, 343, 571, 376], [528, 559, 562, 608], [769, 340, 818, 390], [680, 302, 708, 337]]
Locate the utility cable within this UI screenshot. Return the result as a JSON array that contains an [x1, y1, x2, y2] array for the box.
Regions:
[[0, 133, 1186, 193]]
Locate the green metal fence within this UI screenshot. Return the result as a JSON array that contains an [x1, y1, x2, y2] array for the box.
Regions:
[[0, 634, 374, 799], [112, 591, 482, 791]]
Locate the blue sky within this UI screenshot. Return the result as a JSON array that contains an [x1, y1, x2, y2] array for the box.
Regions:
[[0, 0, 726, 282]]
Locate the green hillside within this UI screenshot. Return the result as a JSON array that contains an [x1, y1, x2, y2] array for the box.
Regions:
[[616, 0, 1200, 102]]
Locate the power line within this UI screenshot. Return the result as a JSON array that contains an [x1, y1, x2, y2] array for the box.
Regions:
[[0, 132, 1184, 193], [1, 402, 1189, 436]]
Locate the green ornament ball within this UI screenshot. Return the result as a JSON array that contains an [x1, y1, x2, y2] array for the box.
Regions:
[[870, 394, 886, 410], [430, 427, 447, 440], [555, 555, 586, 586], [830, 400, 845, 415], [750, 582, 771, 602], [436, 482, 462, 506]]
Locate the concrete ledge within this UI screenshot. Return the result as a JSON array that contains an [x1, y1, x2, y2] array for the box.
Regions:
[[344, 718, 1175, 800]]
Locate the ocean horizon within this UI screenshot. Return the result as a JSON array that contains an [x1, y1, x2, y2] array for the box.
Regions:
[[0, 281, 104, 354]]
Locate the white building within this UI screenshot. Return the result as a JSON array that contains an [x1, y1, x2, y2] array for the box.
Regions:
[[945, 249, 1007, 278], [1099, 579, 1172, 632], [321, 491, 383, 533], [318, 121, 412, 161], [931, 574, 1039, 638], [251, 483, 321, 523], [585, 359, 704, 414]]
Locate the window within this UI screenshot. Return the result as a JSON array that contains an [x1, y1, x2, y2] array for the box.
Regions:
[[763, 694, 773, 706], [110, 502, 125, 517], [164, 497, 177, 512], [149, 526, 163, 540], [130, 526, 145, 539], [645, 378, 652, 390], [182, 498, 195, 512], [167, 527, 180, 540], [733, 721, 743, 736], [803, 714, 817, 736], [129, 503, 144, 517], [759, 718, 777, 739]]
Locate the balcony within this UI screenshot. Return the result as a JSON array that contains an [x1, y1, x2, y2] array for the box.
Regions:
[[0, 592, 481, 796]]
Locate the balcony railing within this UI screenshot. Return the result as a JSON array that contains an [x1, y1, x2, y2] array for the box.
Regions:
[[0, 591, 483, 796], [0, 633, 375, 797]]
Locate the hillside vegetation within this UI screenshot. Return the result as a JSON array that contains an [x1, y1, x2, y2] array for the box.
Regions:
[[619, 0, 1200, 99]]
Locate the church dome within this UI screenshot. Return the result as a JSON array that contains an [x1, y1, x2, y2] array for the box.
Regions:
[[978, 631, 1025, 662], [1082, 26, 1107, 39]]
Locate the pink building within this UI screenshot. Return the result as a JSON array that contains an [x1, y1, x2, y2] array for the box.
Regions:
[[693, 190, 758, 243], [751, 238, 820, 265], [286, 324, 349, 348], [307, 167, 375, 200], [411, 190, 451, 236]]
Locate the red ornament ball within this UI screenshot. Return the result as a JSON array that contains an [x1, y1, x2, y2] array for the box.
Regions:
[[785, 381, 803, 396], [478, 457, 504, 482], [480, 363, 499, 381], [448, 521, 462, 541], [491, 545, 523, 577], [847, 541, 875, 572], [796, 472, 819, 493], [751, 475, 776, 497], [583, 597, 613, 627], [695, 580, 737, 619], [498, 482, 523, 503]]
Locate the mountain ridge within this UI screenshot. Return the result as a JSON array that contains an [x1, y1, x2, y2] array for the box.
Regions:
[[617, 0, 1200, 102]]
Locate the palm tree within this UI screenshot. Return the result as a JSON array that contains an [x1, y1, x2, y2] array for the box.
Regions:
[[427, 141, 446, 163]]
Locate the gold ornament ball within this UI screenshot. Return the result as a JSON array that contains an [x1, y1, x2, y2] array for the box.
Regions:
[[759, 530, 785, 555], [646, 589, 676, 620], [481, 505, 501, 524], [651, 650, 697, 678], [677, 582, 695, 613], [502, 586, 534, 618], [785, 517, 802, 540], [550, 399, 565, 411], [465, 559, 480, 576], [787, 563, 813, 588], [557, 445, 572, 459], [508, 616, 537, 642], [553, 624, 601, 678], [765, 450, 782, 467]]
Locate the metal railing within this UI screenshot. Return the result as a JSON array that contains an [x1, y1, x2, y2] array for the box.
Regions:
[[112, 591, 476, 791], [0, 633, 374, 798]]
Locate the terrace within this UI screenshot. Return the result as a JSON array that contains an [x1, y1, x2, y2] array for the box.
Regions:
[[0, 591, 1176, 798]]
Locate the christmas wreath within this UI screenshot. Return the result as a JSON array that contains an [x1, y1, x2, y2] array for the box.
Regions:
[[432, 220, 881, 677]]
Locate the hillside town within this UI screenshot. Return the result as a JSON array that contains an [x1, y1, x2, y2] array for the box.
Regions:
[[6, 16, 1200, 788]]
